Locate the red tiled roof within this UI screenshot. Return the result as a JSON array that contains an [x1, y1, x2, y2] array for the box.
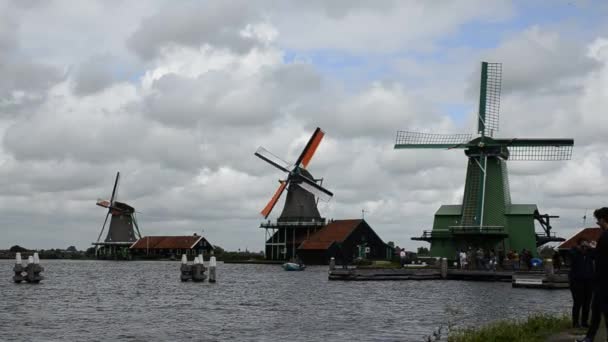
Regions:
[[298, 240, 334, 250], [298, 219, 362, 250], [130, 236, 203, 249], [558, 228, 603, 249]]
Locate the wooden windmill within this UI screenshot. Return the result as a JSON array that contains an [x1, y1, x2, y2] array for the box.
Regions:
[[255, 127, 333, 260], [92, 172, 142, 258], [395, 62, 574, 257]]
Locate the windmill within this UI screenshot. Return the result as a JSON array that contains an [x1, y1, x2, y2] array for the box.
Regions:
[[395, 62, 574, 258], [92, 172, 142, 258], [255, 127, 333, 260]]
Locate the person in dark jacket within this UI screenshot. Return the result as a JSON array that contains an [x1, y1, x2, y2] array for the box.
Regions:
[[578, 207, 608, 342], [569, 238, 594, 328]]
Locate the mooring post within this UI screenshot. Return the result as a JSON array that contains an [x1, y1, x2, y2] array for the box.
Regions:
[[13, 252, 24, 283], [209, 256, 217, 283], [544, 259, 554, 276], [192, 257, 206, 282], [440, 258, 448, 279], [180, 254, 192, 282], [329, 257, 335, 271]]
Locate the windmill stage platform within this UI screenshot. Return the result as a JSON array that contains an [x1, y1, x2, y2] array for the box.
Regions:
[[328, 266, 569, 288]]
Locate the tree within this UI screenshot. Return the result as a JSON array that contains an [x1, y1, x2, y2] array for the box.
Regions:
[[387, 241, 395, 248], [66, 246, 78, 252], [417, 246, 430, 255], [9, 245, 28, 252]]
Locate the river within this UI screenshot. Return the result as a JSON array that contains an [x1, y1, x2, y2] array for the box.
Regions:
[[0, 260, 571, 341]]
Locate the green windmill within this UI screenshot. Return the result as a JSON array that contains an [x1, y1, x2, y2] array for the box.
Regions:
[[395, 62, 574, 258]]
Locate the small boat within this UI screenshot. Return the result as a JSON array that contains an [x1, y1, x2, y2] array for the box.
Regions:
[[282, 262, 306, 271]]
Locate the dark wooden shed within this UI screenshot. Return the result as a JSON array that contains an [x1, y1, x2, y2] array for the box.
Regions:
[[297, 219, 393, 265]]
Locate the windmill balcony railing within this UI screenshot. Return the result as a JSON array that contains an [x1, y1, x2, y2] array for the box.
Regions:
[[260, 218, 327, 229], [449, 226, 506, 235]]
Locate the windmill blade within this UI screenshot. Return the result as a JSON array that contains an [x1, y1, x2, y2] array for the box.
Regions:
[[394, 131, 472, 149], [96, 199, 111, 209], [254, 147, 291, 173], [477, 62, 502, 137], [260, 181, 288, 218], [494, 138, 573, 161], [297, 174, 333, 202], [96, 211, 111, 243], [110, 172, 120, 204], [295, 127, 325, 168], [132, 213, 142, 239]]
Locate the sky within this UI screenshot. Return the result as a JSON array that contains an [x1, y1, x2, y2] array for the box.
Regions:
[[1, 0, 608, 251]]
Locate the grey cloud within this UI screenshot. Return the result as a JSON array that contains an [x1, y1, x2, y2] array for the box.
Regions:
[[143, 63, 322, 128], [127, 1, 260, 60], [72, 55, 120, 95]]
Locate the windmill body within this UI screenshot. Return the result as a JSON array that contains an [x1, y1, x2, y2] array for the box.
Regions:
[[255, 128, 333, 261], [396, 62, 574, 258], [92, 172, 142, 259]]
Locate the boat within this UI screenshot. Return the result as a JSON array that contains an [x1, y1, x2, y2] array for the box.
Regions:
[[282, 262, 306, 271]]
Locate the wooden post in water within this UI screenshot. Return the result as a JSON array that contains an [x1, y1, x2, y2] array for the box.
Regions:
[[329, 257, 335, 271], [209, 256, 217, 283], [13, 252, 24, 283], [440, 258, 448, 279], [180, 254, 192, 282], [544, 259, 554, 276], [192, 257, 206, 282]]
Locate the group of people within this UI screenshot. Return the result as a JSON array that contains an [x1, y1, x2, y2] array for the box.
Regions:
[[457, 247, 499, 271], [574, 207, 608, 342], [456, 247, 540, 271]]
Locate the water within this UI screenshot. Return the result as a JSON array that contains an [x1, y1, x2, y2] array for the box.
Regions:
[[0, 260, 571, 341]]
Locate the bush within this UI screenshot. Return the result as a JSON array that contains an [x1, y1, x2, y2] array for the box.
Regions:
[[448, 313, 570, 342]]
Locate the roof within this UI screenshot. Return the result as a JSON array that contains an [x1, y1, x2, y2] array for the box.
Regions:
[[130, 236, 204, 249], [506, 204, 538, 215], [298, 240, 335, 250], [298, 219, 362, 250], [436, 205, 462, 216], [558, 228, 603, 250]]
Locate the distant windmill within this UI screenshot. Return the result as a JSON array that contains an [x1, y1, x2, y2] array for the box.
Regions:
[[396, 62, 574, 257], [93, 172, 142, 257], [255, 127, 333, 260]]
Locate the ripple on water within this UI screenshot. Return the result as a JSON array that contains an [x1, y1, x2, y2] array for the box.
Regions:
[[0, 260, 570, 341]]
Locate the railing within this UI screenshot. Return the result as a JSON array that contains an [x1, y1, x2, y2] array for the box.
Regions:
[[449, 226, 505, 234], [415, 226, 506, 239], [260, 218, 327, 229]]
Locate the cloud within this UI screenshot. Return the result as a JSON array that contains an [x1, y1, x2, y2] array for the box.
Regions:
[[127, 1, 263, 60], [1, 1, 607, 254]]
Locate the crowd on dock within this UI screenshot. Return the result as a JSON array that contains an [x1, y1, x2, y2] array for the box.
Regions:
[[455, 247, 538, 271]]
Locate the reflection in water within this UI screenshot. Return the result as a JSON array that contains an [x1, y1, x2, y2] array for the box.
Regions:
[[0, 260, 570, 341]]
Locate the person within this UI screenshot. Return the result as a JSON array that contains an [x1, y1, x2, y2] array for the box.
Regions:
[[399, 248, 406, 267], [569, 239, 594, 328], [459, 250, 467, 270], [578, 207, 608, 342], [552, 249, 562, 271], [488, 249, 497, 272], [498, 249, 505, 270], [476, 247, 484, 270], [512, 250, 520, 271]]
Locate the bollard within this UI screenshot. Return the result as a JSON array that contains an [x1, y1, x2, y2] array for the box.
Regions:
[[329, 257, 336, 271], [440, 258, 448, 279], [209, 256, 217, 283], [544, 259, 554, 276], [192, 256, 206, 282], [24, 254, 44, 283], [180, 255, 192, 282], [13, 252, 24, 283]]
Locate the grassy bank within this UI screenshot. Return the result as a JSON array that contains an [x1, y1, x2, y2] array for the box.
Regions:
[[447, 314, 570, 342]]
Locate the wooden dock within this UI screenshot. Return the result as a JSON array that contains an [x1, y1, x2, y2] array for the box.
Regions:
[[328, 266, 570, 289]]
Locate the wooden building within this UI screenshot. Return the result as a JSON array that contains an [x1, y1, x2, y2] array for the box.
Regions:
[[558, 227, 602, 250], [297, 219, 393, 265], [130, 234, 214, 258]]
